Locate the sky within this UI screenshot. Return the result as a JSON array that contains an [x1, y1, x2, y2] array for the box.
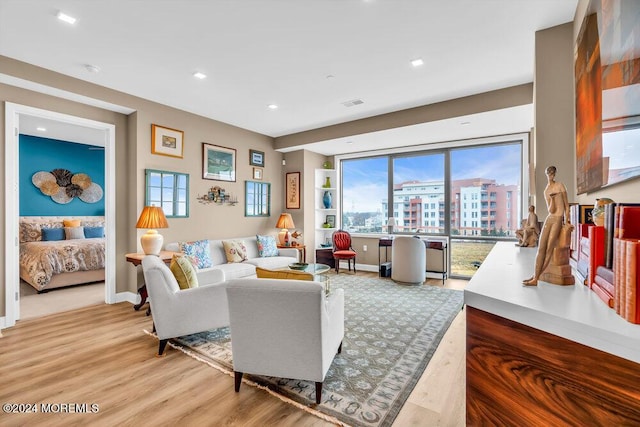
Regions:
[[342, 143, 522, 212]]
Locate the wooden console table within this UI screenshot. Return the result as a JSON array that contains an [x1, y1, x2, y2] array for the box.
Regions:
[[125, 251, 176, 315], [464, 242, 640, 425]]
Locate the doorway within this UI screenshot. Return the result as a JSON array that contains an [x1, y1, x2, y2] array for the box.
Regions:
[[4, 103, 116, 326]]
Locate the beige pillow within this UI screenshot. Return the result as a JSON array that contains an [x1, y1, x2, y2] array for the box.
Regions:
[[64, 226, 85, 240], [63, 219, 81, 227], [222, 240, 248, 263], [169, 255, 199, 290]]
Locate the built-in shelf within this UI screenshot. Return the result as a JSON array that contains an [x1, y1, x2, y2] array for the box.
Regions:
[[315, 168, 338, 253]]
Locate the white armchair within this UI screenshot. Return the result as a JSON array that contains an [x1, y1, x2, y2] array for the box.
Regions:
[[391, 236, 427, 284], [141, 255, 229, 356], [225, 278, 344, 404]]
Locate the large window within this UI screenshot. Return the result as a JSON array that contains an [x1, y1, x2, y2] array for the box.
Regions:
[[341, 157, 388, 233], [338, 135, 526, 278], [145, 169, 189, 218]]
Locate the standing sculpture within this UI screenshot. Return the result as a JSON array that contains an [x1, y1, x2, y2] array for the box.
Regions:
[[515, 205, 540, 247], [523, 166, 575, 286]]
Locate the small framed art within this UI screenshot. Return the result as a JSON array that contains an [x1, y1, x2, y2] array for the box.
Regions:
[[151, 124, 184, 158], [326, 214, 336, 228], [253, 167, 263, 180], [286, 172, 301, 209], [203, 143, 236, 182], [250, 149, 265, 167]]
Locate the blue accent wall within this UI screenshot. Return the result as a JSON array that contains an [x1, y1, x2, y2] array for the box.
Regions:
[[19, 135, 105, 216]]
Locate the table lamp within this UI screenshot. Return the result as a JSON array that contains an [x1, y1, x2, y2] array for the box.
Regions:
[[276, 213, 295, 246], [136, 206, 169, 255]]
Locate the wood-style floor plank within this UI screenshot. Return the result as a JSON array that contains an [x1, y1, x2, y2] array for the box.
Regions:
[[0, 273, 466, 426]]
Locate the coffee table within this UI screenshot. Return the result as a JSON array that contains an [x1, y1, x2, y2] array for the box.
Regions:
[[285, 263, 332, 295]]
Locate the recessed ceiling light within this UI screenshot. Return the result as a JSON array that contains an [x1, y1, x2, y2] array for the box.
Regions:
[[193, 72, 207, 79], [411, 58, 424, 67], [36, 127, 46, 132], [84, 64, 100, 73], [345, 140, 353, 144], [56, 11, 77, 24], [267, 104, 279, 110], [461, 121, 471, 126]]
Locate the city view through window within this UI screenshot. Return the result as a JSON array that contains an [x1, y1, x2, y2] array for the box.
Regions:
[[341, 142, 523, 238]]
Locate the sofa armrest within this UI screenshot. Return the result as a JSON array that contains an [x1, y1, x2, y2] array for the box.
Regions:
[[196, 268, 225, 286], [277, 247, 300, 261]]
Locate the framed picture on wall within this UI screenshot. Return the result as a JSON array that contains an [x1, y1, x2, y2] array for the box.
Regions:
[[249, 149, 265, 167], [253, 167, 263, 180], [326, 214, 336, 228], [202, 143, 236, 182], [285, 172, 300, 209], [151, 124, 184, 158]]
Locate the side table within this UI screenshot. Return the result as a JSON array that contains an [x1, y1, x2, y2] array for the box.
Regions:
[[125, 251, 177, 315], [278, 244, 306, 262]]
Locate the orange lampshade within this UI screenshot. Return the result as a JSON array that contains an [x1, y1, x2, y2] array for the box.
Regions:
[[275, 213, 295, 229], [136, 206, 169, 229], [136, 206, 168, 255]]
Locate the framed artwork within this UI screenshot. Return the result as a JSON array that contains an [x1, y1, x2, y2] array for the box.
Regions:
[[202, 143, 236, 182], [151, 124, 184, 158], [580, 205, 594, 224], [249, 149, 265, 167], [326, 214, 336, 228], [253, 167, 263, 180], [285, 172, 300, 209]]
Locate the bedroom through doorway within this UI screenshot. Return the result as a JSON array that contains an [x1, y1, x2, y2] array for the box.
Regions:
[[4, 103, 116, 326]]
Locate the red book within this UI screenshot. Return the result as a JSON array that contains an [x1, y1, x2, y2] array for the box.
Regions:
[[617, 206, 640, 239], [625, 240, 639, 324], [588, 225, 605, 288], [594, 273, 615, 296], [613, 238, 625, 314], [591, 282, 614, 308]]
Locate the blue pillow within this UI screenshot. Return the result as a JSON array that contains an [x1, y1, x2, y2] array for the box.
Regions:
[[178, 240, 213, 269], [84, 226, 105, 238], [256, 235, 279, 257], [42, 228, 65, 241]]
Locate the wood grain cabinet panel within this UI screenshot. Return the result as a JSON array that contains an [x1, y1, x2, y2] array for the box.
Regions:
[[466, 307, 640, 426]]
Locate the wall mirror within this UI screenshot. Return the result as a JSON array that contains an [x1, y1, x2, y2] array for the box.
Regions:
[[245, 180, 270, 217], [145, 169, 189, 218]]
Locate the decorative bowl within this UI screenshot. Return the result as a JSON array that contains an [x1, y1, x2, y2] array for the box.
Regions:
[[320, 243, 332, 248], [289, 262, 309, 270]]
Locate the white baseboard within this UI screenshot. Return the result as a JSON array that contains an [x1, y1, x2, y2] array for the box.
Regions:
[[115, 291, 139, 305]]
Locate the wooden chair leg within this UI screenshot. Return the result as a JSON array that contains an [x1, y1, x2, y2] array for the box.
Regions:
[[338, 341, 343, 353], [353, 258, 356, 274], [234, 371, 243, 392], [315, 381, 323, 404], [158, 339, 168, 356]]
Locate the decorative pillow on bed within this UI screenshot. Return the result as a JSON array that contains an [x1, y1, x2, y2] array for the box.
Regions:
[[256, 235, 279, 257], [41, 227, 65, 241], [170, 254, 199, 289], [19, 223, 43, 242], [178, 239, 212, 269], [64, 226, 85, 240], [63, 219, 82, 227], [222, 240, 248, 263], [84, 226, 105, 238]]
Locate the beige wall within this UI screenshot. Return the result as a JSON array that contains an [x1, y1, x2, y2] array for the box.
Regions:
[[0, 56, 282, 318]]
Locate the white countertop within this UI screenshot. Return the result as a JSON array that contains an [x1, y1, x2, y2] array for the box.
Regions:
[[464, 242, 640, 364]]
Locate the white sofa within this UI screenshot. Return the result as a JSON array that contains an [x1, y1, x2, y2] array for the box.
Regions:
[[165, 236, 299, 282]]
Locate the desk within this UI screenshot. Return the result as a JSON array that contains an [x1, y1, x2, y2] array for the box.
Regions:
[[278, 244, 306, 262], [125, 251, 177, 314]]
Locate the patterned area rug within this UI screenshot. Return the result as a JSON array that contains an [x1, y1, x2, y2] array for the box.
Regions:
[[153, 275, 463, 427]]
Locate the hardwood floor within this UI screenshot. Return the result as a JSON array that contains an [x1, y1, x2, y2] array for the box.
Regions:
[[0, 272, 467, 427]]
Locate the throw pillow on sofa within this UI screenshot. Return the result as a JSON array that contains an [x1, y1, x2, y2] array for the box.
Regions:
[[170, 254, 199, 289], [178, 239, 213, 269], [256, 235, 279, 257], [222, 240, 248, 263]]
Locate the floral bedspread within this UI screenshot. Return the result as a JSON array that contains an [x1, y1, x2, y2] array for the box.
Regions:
[[19, 238, 105, 290]]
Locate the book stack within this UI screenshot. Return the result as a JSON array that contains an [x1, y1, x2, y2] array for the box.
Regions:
[[569, 204, 594, 261], [612, 206, 640, 324]]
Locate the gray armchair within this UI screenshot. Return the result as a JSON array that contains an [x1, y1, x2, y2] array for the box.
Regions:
[[226, 278, 344, 404], [141, 255, 229, 356]]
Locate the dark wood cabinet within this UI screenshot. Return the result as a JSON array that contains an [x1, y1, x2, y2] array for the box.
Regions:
[[315, 248, 335, 268]]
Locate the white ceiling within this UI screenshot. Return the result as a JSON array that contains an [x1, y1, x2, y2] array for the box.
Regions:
[[0, 0, 578, 154]]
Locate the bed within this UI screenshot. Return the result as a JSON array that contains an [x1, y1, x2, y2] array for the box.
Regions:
[[19, 216, 106, 292]]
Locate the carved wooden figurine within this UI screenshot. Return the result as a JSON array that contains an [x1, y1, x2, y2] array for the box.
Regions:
[[515, 205, 540, 247], [523, 166, 575, 286]]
